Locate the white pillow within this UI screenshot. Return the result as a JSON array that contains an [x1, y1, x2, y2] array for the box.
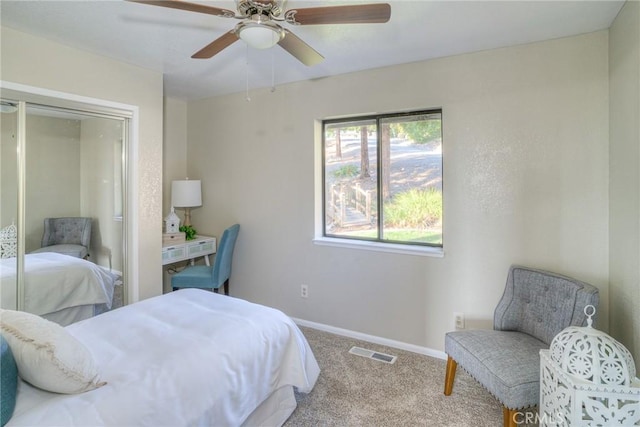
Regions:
[[0, 309, 106, 394]]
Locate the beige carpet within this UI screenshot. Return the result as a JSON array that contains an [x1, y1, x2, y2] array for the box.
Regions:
[[285, 326, 505, 427]]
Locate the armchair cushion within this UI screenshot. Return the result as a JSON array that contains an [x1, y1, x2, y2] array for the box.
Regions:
[[445, 330, 548, 409]]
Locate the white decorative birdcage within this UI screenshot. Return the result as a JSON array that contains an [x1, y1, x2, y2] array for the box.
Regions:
[[164, 207, 181, 234], [0, 222, 17, 258], [539, 305, 640, 426]]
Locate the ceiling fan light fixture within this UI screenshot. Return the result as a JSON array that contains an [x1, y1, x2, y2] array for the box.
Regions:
[[237, 20, 283, 50]]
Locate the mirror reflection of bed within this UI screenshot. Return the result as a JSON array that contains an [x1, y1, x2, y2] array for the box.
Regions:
[[0, 223, 121, 326]]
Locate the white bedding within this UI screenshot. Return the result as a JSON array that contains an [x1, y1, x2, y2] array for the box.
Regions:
[[0, 253, 116, 317], [8, 289, 320, 426]]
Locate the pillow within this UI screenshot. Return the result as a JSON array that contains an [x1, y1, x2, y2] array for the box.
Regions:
[[1, 335, 18, 427], [0, 309, 106, 394]]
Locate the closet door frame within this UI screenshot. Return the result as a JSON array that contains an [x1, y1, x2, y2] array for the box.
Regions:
[[1, 80, 140, 308]]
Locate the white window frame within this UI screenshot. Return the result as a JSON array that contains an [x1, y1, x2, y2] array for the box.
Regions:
[[313, 111, 444, 258]]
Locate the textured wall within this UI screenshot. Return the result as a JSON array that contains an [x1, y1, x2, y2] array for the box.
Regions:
[[162, 97, 188, 293], [186, 31, 611, 352], [609, 0, 640, 372]]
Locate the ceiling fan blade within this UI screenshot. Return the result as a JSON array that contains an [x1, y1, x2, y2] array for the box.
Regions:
[[278, 29, 324, 66], [192, 30, 239, 59], [284, 3, 391, 25], [127, 0, 236, 18]]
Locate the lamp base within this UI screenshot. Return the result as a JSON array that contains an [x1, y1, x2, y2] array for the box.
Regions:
[[183, 208, 193, 227]]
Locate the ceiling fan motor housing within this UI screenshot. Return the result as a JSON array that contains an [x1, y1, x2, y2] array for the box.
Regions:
[[236, 0, 286, 18]]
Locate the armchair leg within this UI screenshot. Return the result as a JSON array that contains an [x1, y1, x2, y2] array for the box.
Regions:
[[223, 279, 229, 296], [444, 356, 457, 395], [503, 407, 518, 427]]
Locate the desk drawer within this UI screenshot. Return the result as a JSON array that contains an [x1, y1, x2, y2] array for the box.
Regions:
[[187, 239, 215, 257], [162, 246, 186, 263]]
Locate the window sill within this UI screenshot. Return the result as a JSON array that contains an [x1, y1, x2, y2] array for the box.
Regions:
[[312, 237, 444, 258]]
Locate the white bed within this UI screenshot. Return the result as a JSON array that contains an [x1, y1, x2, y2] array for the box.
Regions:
[[7, 289, 320, 426], [0, 253, 117, 326]]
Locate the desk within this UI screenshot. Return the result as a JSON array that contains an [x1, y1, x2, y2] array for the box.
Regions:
[[162, 235, 216, 266]]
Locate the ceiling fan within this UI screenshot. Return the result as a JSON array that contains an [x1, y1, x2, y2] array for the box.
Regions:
[[128, 0, 391, 66]]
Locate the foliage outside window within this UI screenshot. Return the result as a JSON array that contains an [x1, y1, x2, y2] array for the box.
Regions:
[[323, 110, 443, 247]]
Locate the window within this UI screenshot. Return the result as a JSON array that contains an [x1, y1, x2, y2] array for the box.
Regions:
[[322, 110, 442, 248]]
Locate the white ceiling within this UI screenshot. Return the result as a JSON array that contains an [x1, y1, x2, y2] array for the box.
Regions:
[[0, 0, 625, 100]]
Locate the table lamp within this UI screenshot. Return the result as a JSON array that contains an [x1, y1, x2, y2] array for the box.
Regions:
[[171, 179, 202, 227]]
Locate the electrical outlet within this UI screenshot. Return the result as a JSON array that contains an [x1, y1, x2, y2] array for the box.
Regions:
[[301, 284, 308, 298], [454, 312, 465, 329]]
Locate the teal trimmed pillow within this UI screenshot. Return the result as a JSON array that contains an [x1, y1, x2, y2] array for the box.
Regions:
[[1, 335, 18, 427]]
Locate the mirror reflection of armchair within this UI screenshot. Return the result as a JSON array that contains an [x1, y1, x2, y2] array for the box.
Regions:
[[31, 217, 92, 259]]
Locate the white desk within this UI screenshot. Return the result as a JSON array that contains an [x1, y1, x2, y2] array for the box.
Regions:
[[162, 235, 216, 266]]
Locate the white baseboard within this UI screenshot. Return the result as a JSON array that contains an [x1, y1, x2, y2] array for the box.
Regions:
[[292, 317, 447, 360]]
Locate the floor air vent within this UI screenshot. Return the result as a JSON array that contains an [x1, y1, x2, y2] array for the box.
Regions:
[[349, 346, 397, 364]]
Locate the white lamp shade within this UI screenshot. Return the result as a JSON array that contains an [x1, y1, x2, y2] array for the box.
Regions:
[[171, 180, 202, 207]]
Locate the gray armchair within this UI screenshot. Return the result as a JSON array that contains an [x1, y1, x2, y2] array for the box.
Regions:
[[443, 265, 599, 427], [31, 217, 92, 259]]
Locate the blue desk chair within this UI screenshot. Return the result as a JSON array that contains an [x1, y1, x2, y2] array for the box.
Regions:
[[171, 224, 240, 295]]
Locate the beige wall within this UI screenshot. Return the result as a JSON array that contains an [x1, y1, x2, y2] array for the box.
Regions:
[[609, 0, 640, 372], [162, 97, 187, 292], [1, 114, 82, 252], [1, 26, 164, 301], [163, 97, 188, 216], [186, 31, 611, 352], [81, 117, 124, 273], [24, 115, 81, 253], [0, 113, 18, 229]]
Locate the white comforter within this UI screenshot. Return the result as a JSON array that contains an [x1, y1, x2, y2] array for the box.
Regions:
[[9, 289, 320, 426], [0, 253, 115, 315]]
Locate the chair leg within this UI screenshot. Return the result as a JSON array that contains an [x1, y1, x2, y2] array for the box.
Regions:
[[503, 407, 518, 427], [213, 288, 219, 293], [444, 356, 457, 395], [223, 279, 229, 295]]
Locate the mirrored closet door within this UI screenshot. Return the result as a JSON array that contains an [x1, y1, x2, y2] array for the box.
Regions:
[[0, 100, 19, 310], [1, 99, 128, 324]]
